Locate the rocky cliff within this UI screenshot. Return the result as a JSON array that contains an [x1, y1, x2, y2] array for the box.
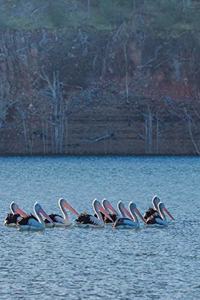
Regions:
[[0, 1, 200, 155]]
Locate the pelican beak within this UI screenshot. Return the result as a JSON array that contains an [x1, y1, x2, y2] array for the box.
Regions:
[[103, 200, 117, 215], [102, 199, 118, 215], [63, 201, 79, 216], [134, 208, 146, 223], [98, 205, 113, 222], [15, 208, 28, 218], [122, 206, 133, 220], [163, 207, 175, 220], [39, 208, 53, 224]]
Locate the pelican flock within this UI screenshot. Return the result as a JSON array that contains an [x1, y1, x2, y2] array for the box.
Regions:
[[4, 195, 175, 231]]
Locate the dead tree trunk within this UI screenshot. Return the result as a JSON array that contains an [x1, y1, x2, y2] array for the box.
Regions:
[[144, 105, 153, 154], [40, 70, 65, 154], [123, 42, 129, 104], [17, 109, 31, 154], [155, 112, 160, 154]]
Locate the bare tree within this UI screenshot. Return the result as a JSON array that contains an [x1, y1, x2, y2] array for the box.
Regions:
[[17, 107, 31, 153], [144, 105, 153, 154], [154, 112, 160, 154], [123, 42, 129, 104], [39, 70, 66, 154]]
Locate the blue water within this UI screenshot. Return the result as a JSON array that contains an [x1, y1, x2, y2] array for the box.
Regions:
[[0, 156, 200, 299]]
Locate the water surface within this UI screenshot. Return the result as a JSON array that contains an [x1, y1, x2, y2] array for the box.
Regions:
[[0, 156, 199, 299]]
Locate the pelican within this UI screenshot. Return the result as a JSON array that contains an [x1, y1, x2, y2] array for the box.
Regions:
[[113, 202, 144, 229], [4, 202, 28, 227], [44, 198, 79, 227], [75, 199, 113, 227], [146, 202, 175, 226], [17, 202, 53, 231], [101, 199, 118, 223], [143, 195, 160, 222], [144, 195, 175, 225]]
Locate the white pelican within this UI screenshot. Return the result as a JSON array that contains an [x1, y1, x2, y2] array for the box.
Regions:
[[17, 202, 53, 231], [146, 202, 175, 226], [113, 202, 144, 229], [4, 202, 28, 227], [144, 195, 175, 225], [75, 199, 113, 227], [44, 198, 79, 227], [101, 199, 118, 223], [143, 195, 160, 222]]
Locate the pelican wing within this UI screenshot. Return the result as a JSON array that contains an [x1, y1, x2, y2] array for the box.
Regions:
[[143, 208, 157, 220], [75, 213, 102, 226], [51, 215, 64, 223], [5, 213, 19, 224], [146, 212, 160, 224], [88, 215, 102, 226], [75, 213, 90, 224], [50, 214, 64, 223]]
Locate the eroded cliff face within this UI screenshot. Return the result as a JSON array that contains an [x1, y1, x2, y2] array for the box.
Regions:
[[0, 24, 200, 155]]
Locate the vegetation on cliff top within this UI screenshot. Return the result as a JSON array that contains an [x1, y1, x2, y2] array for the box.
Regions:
[[0, 0, 199, 37]]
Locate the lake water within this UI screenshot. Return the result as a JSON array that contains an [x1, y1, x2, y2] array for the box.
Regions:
[[0, 156, 200, 299]]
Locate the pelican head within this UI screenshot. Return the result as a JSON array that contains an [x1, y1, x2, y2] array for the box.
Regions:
[[152, 195, 160, 210], [129, 202, 145, 222], [129, 202, 137, 210], [58, 198, 79, 216], [102, 199, 118, 215], [34, 202, 53, 224], [10, 202, 27, 218], [118, 201, 133, 219]]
